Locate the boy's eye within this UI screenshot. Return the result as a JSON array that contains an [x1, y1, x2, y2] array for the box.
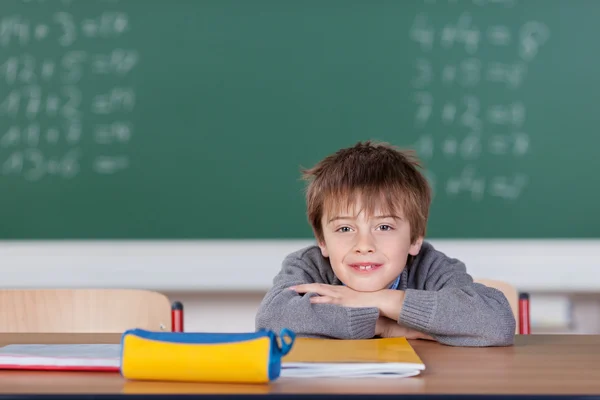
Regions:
[[378, 224, 393, 231], [337, 226, 352, 233]]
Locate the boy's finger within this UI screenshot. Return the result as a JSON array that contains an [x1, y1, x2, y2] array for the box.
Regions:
[[310, 296, 331, 304], [289, 283, 324, 293]]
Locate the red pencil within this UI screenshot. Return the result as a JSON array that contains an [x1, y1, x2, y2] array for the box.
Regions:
[[519, 293, 530, 334], [171, 301, 184, 332]]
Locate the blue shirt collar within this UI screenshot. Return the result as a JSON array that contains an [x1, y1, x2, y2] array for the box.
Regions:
[[388, 274, 401, 290]]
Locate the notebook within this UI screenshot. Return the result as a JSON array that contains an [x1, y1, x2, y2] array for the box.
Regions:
[[0, 344, 121, 371], [0, 337, 425, 378], [281, 337, 425, 378]]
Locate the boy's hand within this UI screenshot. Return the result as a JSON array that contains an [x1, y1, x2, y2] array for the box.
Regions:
[[290, 283, 381, 309], [289, 284, 404, 320], [376, 317, 435, 341]]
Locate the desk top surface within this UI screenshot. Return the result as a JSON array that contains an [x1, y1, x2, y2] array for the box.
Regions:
[[0, 333, 598, 397]]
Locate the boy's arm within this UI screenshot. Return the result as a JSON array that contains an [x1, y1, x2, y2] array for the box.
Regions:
[[376, 316, 435, 340], [255, 252, 379, 339], [398, 250, 516, 347]]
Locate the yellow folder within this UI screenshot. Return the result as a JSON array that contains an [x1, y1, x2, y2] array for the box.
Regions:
[[281, 337, 425, 378]]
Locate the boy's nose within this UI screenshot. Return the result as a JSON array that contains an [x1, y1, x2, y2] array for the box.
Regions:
[[353, 233, 375, 254]]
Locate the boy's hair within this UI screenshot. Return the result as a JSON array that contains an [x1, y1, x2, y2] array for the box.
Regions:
[[301, 140, 431, 244]]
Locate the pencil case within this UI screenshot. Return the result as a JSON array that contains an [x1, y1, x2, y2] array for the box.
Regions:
[[119, 328, 295, 384]]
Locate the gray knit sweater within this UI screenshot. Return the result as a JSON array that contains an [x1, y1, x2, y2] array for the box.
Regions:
[[255, 241, 516, 347]]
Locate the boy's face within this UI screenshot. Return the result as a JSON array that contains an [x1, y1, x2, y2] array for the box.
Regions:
[[317, 201, 423, 292]]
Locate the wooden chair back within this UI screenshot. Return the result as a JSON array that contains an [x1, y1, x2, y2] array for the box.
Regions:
[[0, 289, 172, 333]]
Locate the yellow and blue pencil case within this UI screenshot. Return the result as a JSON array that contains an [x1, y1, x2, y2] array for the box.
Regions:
[[119, 328, 295, 384]]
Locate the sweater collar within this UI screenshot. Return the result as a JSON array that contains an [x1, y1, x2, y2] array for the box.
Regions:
[[334, 268, 406, 290]]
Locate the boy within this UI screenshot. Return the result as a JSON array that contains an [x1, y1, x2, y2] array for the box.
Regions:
[[255, 141, 515, 346]]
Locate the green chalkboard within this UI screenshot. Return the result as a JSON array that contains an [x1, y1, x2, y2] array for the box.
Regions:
[[1, 0, 599, 239]]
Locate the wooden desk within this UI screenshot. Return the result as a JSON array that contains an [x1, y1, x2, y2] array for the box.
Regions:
[[0, 334, 599, 397]]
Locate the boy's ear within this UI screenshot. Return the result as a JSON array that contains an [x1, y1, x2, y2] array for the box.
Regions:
[[317, 240, 329, 258], [408, 236, 424, 256]]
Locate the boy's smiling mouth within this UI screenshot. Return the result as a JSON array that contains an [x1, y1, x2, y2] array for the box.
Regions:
[[348, 262, 383, 272]]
